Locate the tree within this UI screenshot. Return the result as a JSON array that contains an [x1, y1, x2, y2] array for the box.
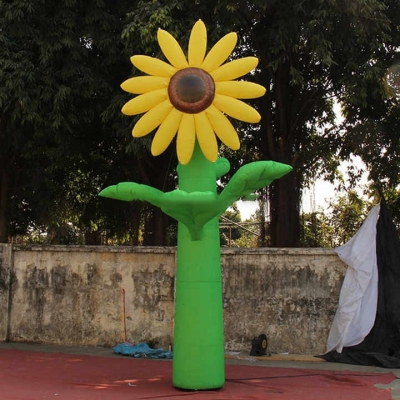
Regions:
[[121, 0, 400, 247], [0, 0, 161, 244], [300, 190, 372, 248], [219, 204, 242, 246], [3, 0, 400, 247], [235, 0, 400, 246], [300, 211, 333, 248]]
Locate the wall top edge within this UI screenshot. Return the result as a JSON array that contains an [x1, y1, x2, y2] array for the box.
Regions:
[[5, 244, 176, 254], [0, 244, 337, 256], [221, 247, 337, 255]]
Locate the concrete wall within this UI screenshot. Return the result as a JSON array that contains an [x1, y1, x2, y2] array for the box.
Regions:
[[0, 244, 346, 354], [0, 244, 12, 341], [221, 248, 344, 354]]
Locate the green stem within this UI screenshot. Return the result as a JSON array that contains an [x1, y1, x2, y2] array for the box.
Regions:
[[172, 143, 225, 390]]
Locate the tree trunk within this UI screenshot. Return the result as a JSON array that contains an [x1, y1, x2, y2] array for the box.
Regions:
[[258, 189, 268, 247], [129, 204, 142, 245], [143, 205, 175, 245], [269, 171, 301, 247], [84, 231, 101, 245], [153, 208, 169, 245], [143, 206, 164, 245], [0, 169, 10, 243], [0, 119, 10, 243], [257, 58, 305, 247], [139, 152, 176, 246]]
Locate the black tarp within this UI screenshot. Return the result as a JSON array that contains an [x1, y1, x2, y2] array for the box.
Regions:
[[320, 199, 400, 368]]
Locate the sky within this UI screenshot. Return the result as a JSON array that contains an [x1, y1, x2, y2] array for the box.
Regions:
[[236, 199, 259, 220], [237, 158, 369, 221], [236, 180, 336, 220], [234, 101, 377, 221]]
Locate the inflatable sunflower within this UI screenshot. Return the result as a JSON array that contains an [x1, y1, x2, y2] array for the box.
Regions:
[[121, 20, 265, 165]]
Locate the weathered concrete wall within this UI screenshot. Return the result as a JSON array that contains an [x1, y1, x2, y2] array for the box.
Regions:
[[0, 244, 13, 341], [8, 246, 175, 349], [0, 244, 346, 354], [221, 248, 345, 354]]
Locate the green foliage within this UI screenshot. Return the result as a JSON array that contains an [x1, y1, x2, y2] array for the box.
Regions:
[[220, 0, 400, 246], [341, 99, 400, 191], [2, 0, 400, 247], [300, 190, 373, 248], [371, 188, 400, 234], [219, 204, 262, 247], [0, 0, 142, 243], [300, 212, 333, 248], [220, 205, 242, 246]]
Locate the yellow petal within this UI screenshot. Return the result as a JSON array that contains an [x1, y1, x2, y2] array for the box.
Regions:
[[130, 55, 176, 77], [157, 29, 189, 69], [201, 32, 237, 72], [205, 105, 240, 150], [121, 76, 169, 94], [151, 108, 182, 156], [213, 93, 261, 123], [194, 112, 218, 162], [121, 89, 167, 115], [211, 57, 259, 82], [177, 114, 196, 165], [132, 100, 173, 137], [215, 81, 266, 99], [188, 20, 207, 67]]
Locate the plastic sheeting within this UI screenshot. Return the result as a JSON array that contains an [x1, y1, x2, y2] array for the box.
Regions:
[[327, 203, 380, 353], [113, 342, 173, 359], [322, 199, 400, 367]]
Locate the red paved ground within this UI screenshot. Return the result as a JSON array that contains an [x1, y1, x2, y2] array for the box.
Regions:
[[0, 349, 395, 399]]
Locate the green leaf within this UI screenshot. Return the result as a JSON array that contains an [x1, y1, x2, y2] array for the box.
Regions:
[[99, 183, 164, 206], [99, 161, 292, 241], [220, 161, 293, 202]]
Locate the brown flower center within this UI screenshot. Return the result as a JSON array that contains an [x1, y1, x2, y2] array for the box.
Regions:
[[168, 68, 215, 114]]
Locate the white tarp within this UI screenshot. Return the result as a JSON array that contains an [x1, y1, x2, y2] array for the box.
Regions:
[[326, 203, 380, 353]]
